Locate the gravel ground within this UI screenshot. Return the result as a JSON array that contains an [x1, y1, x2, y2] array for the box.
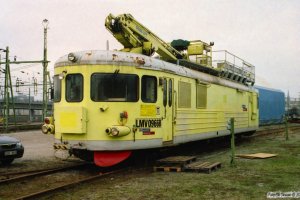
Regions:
[[0, 130, 81, 173]]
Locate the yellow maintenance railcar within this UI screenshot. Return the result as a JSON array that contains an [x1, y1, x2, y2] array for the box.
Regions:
[[42, 14, 258, 166]]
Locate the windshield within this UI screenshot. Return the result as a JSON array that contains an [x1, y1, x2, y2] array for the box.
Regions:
[[66, 74, 83, 102], [91, 73, 139, 102]]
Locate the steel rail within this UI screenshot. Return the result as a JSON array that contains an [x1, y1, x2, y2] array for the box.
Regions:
[[15, 169, 125, 200], [0, 162, 87, 177], [255, 125, 300, 137], [0, 163, 89, 184]]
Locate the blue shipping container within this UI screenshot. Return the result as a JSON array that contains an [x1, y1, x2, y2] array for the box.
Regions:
[[255, 86, 285, 125]]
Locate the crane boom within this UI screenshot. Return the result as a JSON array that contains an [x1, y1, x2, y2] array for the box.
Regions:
[[105, 13, 255, 86], [105, 13, 184, 62]]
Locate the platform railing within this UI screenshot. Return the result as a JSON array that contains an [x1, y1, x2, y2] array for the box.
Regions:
[[212, 50, 255, 85]]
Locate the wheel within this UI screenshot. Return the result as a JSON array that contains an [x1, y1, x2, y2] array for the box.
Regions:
[[1, 159, 14, 165]]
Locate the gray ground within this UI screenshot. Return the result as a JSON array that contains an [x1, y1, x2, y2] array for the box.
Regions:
[[6, 130, 55, 160], [0, 130, 81, 173]]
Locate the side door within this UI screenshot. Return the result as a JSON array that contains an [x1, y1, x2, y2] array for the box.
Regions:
[[249, 91, 258, 127], [161, 77, 174, 144]]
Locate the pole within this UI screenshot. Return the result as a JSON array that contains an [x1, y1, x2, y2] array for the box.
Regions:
[[0, 54, 2, 123], [5, 92, 9, 131], [42, 19, 49, 120], [4, 47, 10, 131], [4, 47, 8, 131], [29, 86, 31, 122], [7, 48, 17, 128], [3, 46, 17, 132], [288, 91, 290, 112], [285, 116, 289, 141]]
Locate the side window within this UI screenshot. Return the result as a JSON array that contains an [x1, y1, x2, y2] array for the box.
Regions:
[[53, 75, 61, 102], [66, 74, 83, 102], [168, 79, 172, 107], [141, 76, 157, 103], [163, 78, 167, 107]]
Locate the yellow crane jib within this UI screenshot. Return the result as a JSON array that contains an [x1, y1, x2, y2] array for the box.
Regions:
[[105, 13, 184, 62], [105, 13, 255, 86]]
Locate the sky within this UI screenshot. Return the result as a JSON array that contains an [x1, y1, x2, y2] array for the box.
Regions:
[[0, 0, 300, 98]]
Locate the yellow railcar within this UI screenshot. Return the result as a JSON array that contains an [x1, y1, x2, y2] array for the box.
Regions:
[[43, 50, 258, 166]]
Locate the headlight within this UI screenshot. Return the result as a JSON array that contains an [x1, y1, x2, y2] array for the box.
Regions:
[[106, 126, 130, 137], [111, 127, 119, 136], [16, 142, 22, 148], [42, 124, 55, 134], [42, 125, 49, 134]]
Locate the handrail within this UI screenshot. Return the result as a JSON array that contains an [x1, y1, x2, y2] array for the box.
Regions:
[[212, 50, 255, 85]]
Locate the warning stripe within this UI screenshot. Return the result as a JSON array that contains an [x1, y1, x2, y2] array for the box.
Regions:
[[53, 144, 69, 150]]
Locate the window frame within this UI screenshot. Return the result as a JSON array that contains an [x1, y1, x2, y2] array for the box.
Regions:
[[141, 75, 157, 103], [65, 73, 84, 102], [53, 75, 61, 102], [163, 78, 167, 107], [90, 73, 139, 102]]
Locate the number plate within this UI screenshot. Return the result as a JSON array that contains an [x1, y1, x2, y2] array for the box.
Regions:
[[4, 150, 17, 156]]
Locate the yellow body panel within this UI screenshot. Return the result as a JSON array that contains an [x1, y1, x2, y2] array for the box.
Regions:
[[56, 107, 87, 134], [53, 58, 258, 150]]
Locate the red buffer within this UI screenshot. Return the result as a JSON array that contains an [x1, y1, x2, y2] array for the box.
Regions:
[[94, 151, 132, 167]]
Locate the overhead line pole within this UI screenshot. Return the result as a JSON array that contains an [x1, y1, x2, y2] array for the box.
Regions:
[[7, 47, 17, 130], [0, 58, 50, 130], [42, 19, 49, 120], [0, 19, 50, 132], [3, 47, 9, 130], [2, 46, 17, 132]]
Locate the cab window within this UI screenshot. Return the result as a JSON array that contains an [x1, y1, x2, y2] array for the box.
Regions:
[[142, 75, 157, 103], [91, 73, 139, 102], [53, 75, 61, 102], [66, 74, 83, 102]]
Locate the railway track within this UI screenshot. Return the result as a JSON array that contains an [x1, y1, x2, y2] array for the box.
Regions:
[[0, 124, 299, 199], [255, 123, 300, 137], [157, 123, 300, 161], [0, 163, 88, 184], [15, 170, 124, 200], [0, 162, 126, 200]]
